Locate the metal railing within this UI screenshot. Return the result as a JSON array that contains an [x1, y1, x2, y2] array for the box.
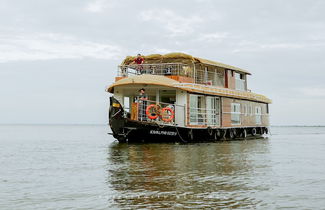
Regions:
[[189, 107, 220, 126], [132, 99, 185, 126], [117, 63, 251, 94], [118, 63, 227, 87], [235, 78, 246, 91], [118, 63, 193, 77], [194, 69, 225, 87]]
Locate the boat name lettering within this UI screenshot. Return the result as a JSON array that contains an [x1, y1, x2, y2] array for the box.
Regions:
[[149, 130, 177, 136]]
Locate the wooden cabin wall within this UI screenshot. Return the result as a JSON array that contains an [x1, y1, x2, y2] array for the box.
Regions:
[[226, 70, 236, 90], [221, 97, 269, 128], [113, 87, 124, 105]]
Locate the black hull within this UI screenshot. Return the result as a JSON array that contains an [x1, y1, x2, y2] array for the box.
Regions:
[[109, 97, 268, 143]]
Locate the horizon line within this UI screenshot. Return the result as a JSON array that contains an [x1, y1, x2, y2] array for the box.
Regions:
[[0, 123, 325, 127], [0, 123, 108, 126]]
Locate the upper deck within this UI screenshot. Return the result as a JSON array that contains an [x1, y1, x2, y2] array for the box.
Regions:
[[116, 53, 251, 92]]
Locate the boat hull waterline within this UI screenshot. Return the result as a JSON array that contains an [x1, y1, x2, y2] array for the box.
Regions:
[[109, 97, 267, 143]]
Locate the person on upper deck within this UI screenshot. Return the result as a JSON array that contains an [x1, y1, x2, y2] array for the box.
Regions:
[[133, 54, 145, 73]]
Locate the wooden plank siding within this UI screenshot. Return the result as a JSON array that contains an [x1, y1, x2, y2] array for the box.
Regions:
[[185, 91, 269, 128], [221, 97, 269, 127], [226, 70, 236, 90], [166, 75, 194, 83]]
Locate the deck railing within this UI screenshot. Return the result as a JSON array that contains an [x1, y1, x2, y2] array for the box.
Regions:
[[235, 78, 246, 91], [116, 63, 256, 98], [189, 107, 220, 126], [194, 69, 225, 87], [130, 99, 185, 126], [118, 63, 193, 77], [118, 63, 228, 88]]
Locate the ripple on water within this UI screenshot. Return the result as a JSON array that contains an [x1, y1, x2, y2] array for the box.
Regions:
[[1, 126, 325, 209]]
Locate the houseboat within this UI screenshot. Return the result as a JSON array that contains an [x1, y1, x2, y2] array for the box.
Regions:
[[106, 53, 271, 143]]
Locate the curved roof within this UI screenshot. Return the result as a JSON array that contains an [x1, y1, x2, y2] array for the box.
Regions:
[[106, 74, 178, 92], [193, 57, 251, 75], [121, 52, 251, 75], [107, 75, 271, 104]]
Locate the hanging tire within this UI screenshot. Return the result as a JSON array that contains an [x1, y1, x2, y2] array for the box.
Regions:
[[214, 130, 218, 140], [214, 129, 221, 141], [229, 129, 235, 139], [216, 129, 221, 138], [188, 129, 194, 141], [265, 127, 269, 134], [221, 129, 227, 140], [251, 128, 257, 136], [232, 128, 237, 137], [242, 128, 247, 138], [207, 127, 213, 136]]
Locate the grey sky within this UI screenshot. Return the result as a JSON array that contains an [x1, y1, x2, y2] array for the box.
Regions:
[[1, 0, 325, 125]]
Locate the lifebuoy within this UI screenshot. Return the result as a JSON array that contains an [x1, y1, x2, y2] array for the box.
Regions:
[[161, 107, 174, 122], [146, 104, 159, 120]]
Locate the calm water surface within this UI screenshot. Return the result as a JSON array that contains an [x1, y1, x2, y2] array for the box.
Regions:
[[0, 125, 325, 209]]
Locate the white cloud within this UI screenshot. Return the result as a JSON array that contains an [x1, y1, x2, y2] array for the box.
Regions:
[[197, 32, 229, 42], [232, 40, 305, 53], [85, 0, 115, 13], [0, 33, 124, 63], [139, 9, 203, 37], [297, 87, 325, 97]]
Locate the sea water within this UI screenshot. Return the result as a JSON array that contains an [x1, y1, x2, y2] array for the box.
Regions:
[[1, 125, 325, 209]]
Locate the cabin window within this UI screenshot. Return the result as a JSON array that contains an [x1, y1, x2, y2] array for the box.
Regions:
[[214, 68, 225, 87], [204, 67, 209, 84], [189, 95, 205, 125], [231, 103, 241, 125], [255, 106, 262, 125], [123, 96, 130, 112], [249, 105, 253, 116], [159, 90, 176, 104], [235, 72, 245, 91], [244, 104, 248, 116], [206, 96, 220, 126], [189, 94, 220, 126]]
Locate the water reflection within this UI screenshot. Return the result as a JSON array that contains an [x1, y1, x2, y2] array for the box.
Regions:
[[107, 138, 270, 208]]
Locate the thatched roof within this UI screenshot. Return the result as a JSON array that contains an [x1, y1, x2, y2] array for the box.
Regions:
[[107, 75, 271, 103], [121, 52, 251, 75]]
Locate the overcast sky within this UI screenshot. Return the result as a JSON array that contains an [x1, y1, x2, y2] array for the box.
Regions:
[[1, 0, 325, 125]]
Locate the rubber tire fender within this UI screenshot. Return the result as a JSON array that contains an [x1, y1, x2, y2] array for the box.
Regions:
[[251, 128, 257, 136]]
